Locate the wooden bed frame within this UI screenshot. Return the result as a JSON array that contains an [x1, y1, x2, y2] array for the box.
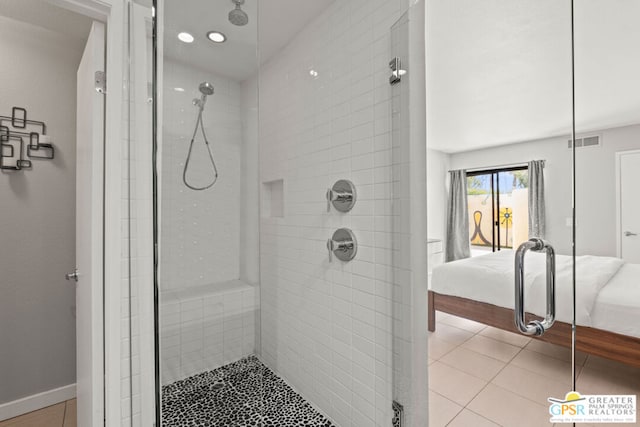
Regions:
[[428, 290, 640, 368]]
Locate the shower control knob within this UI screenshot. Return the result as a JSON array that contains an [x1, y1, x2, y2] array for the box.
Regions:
[[327, 228, 357, 262], [326, 180, 356, 212]]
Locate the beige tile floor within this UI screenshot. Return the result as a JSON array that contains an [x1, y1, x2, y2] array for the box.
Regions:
[[0, 399, 76, 427], [429, 313, 640, 427]]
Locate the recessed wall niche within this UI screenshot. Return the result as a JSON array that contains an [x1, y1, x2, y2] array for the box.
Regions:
[[261, 179, 284, 218]]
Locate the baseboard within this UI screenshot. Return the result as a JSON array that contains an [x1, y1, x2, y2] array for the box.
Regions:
[[0, 384, 76, 421]]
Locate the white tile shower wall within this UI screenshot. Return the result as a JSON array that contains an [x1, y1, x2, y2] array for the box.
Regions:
[[259, 1, 407, 426], [161, 282, 257, 385], [160, 59, 242, 291]]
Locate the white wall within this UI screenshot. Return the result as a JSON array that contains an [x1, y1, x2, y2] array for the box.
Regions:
[[448, 124, 640, 256], [258, 1, 409, 425], [160, 59, 242, 291], [0, 15, 84, 405]]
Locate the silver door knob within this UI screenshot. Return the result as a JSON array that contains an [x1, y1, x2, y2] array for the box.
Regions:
[[65, 268, 79, 282], [624, 231, 638, 237]]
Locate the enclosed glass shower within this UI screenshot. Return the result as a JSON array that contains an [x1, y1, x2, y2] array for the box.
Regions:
[[119, 1, 639, 426], [147, 0, 429, 425]]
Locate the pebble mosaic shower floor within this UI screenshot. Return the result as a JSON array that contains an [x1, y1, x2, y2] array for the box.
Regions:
[[162, 355, 335, 426]]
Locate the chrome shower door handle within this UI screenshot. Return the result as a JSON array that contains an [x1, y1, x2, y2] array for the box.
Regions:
[[624, 231, 638, 237], [514, 238, 556, 336]]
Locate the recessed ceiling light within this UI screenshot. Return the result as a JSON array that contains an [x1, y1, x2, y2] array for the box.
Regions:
[[178, 32, 194, 43], [207, 31, 226, 43]]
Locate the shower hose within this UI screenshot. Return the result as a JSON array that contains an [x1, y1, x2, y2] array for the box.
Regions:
[[183, 105, 219, 190]]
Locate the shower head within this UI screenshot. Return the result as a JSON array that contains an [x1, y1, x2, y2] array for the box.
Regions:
[[229, 0, 248, 26], [194, 82, 214, 110], [199, 81, 214, 96]]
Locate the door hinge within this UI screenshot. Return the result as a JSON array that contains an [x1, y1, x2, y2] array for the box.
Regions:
[[389, 57, 403, 85], [95, 70, 106, 94], [392, 400, 404, 427]]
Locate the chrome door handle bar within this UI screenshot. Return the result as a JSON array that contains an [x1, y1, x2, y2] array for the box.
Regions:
[[514, 238, 556, 336], [624, 231, 638, 237]]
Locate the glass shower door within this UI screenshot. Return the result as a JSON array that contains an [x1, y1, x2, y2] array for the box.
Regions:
[[426, 1, 577, 425], [572, 0, 640, 418]]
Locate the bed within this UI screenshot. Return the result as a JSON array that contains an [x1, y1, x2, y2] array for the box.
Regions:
[[428, 250, 640, 367]]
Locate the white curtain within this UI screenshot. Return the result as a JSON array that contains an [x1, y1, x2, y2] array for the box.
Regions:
[[445, 169, 471, 262], [528, 160, 546, 238]]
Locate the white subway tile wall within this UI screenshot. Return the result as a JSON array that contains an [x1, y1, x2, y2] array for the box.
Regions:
[[160, 281, 257, 385], [258, 1, 405, 426], [122, 10, 155, 425], [160, 59, 242, 291]]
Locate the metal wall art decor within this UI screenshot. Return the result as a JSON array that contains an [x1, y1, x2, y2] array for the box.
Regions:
[[0, 106, 55, 171]]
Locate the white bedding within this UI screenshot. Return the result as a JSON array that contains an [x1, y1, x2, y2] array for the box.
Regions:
[[592, 263, 640, 337], [430, 250, 627, 328]]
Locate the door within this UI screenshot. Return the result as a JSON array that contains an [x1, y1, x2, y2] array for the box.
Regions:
[[572, 1, 640, 421], [426, 2, 575, 425], [74, 21, 105, 426], [618, 151, 640, 263]]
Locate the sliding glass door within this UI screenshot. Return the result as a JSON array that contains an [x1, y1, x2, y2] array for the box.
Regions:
[[467, 167, 528, 254], [426, 1, 577, 425]]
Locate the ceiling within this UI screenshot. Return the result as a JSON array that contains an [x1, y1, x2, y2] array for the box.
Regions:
[[0, 0, 92, 45], [426, 0, 640, 153], [163, 0, 335, 81]]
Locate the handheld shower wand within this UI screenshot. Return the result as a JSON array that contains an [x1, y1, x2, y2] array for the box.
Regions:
[[183, 82, 219, 191]]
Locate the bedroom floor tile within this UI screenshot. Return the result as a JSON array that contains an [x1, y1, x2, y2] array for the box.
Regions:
[[427, 391, 462, 427], [427, 335, 457, 360], [492, 364, 572, 404], [510, 348, 577, 381], [428, 315, 640, 427], [429, 323, 475, 345], [439, 347, 506, 381], [577, 366, 640, 395], [439, 314, 486, 333], [479, 325, 532, 348], [467, 384, 550, 427], [460, 334, 521, 363], [447, 409, 500, 427], [429, 361, 488, 406], [524, 339, 588, 365], [583, 354, 640, 379]]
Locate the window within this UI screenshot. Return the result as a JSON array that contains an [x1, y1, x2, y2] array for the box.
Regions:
[[467, 167, 528, 256]]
